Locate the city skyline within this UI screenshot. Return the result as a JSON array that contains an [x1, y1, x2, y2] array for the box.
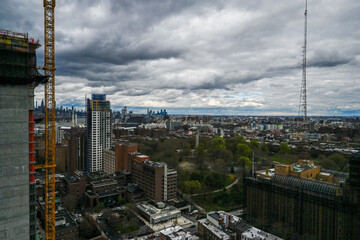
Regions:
[[1, 0, 360, 116]]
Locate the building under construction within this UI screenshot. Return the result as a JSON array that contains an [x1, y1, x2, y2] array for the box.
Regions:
[[0, 29, 47, 240], [244, 155, 360, 240]]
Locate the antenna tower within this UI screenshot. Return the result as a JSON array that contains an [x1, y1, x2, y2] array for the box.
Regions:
[[299, 0, 308, 122]]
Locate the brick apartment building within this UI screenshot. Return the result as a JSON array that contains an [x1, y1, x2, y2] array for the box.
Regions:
[[59, 172, 86, 210], [104, 142, 138, 174], [132, 155, 177, 202], [66, 127, 87, 174], [104, 149, 116, 174], [55, 144, 68, 172]]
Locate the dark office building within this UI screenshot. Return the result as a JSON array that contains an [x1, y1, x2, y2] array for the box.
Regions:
[[244, 154, 360, 240], [66, 127, 86, 174]]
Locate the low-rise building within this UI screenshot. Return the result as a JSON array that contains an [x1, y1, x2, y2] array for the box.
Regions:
[[85, 179, 125, 208], [125, 183, 148, 203], [112, 169, 132, 186], [59, 172, 86, 210], [137, 202, 181, 225], [198, 218, 231, 240], [240, 227, 283, 240], [160, 226, 199, 240], [198, 211, 240, 240], [38, 199, 79, 240], [206, 211, 240, 232]]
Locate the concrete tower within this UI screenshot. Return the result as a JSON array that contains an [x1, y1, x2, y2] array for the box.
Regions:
[[0, 29, 47, 240]]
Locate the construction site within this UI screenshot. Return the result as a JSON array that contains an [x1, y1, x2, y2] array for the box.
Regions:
[[0, 1, 57, 240], [0, 29, 46, 239]]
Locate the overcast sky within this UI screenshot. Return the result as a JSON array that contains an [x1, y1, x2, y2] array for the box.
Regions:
[[1, 0, 360, 115]]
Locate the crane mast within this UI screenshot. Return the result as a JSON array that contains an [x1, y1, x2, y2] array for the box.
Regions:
[[43, 0, 56, 239]]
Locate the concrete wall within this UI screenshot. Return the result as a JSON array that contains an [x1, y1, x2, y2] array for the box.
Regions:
[[0, 85, 33, 240]]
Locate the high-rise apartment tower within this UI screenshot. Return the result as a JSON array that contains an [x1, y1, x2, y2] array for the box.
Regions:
[[86, 94, 112, 172]]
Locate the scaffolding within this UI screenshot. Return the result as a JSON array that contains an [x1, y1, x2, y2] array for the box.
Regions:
[[0, 29, 46, 85]]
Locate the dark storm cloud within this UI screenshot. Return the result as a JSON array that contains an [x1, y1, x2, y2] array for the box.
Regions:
[[122, 89, 154, 97], [58, 45, 182, 66], [308, 49, 353, 68], [189, 72, 266, 90], [1, 0, 360, 115]]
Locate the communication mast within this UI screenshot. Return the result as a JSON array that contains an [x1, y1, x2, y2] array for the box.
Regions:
[[299, 0, 308, 122]]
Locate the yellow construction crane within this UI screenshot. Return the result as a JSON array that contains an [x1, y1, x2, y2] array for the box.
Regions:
[[43, 0, 56, 239]]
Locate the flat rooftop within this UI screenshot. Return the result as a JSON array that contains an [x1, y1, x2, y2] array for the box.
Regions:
[[198, 219, 230, 240], [160, 226, 199, 240], [242, 226, 283, 240], [143, 160, 165, 168], [64, 174, 79, 184], [91, 179, 118, 187]]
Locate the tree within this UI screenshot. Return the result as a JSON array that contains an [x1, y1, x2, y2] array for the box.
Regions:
[[80, 214, 101, 239], [238, 156, 251, 169], [328, 153, 348, 171], [79, 218, 100, 239], [138, 143, 154, 156], [210, 137, 226, 152], [118, 195, 125, 205], [319, 158, 338, 171], [226, 135, 246, 153], [195, 154, 206, 173], [190, 171, 203, 182], [94, 202, 105, 213], [236, 144, 252, 158], [250, 139, 260, 149], [261, 143, 269, 153], [214, 159, 228, 176], [184, 180, 201, 194], [229, 174, 236, 182], [212, 148, 233, 162], [107, 213, 122, 231], [229, 183, 242, 203], [279, 142, 291, 154], [79, 219, 92, 239], [196, 142, 206, 155]]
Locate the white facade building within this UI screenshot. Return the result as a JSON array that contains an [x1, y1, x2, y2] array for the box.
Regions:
[[87, 94, 112, 172]]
